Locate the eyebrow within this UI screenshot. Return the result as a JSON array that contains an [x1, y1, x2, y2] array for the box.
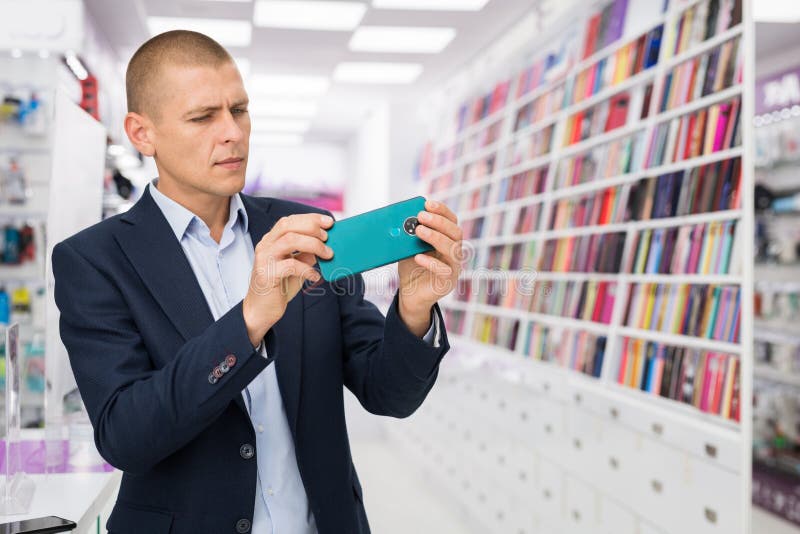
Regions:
[[183, 99, 249, 118]]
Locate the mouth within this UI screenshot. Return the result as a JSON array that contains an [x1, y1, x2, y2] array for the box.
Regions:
[[214, 157, 244, 170]]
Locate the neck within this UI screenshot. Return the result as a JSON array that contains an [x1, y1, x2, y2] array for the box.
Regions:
[[155, 177, 230, 243]]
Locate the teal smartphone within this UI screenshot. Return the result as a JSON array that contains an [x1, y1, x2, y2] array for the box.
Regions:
[[318, 196, 434, 282]]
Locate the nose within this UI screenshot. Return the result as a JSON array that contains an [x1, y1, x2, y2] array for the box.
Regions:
[[220, 110, 246, 145]]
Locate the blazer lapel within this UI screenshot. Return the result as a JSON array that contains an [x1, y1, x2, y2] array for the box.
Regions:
[[114, 188, 215, 341], [113, 189, 251, 412], [242, 195, 305, 436]]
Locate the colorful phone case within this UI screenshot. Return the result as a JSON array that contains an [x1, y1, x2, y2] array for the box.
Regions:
[[318, 196, 434, 282]]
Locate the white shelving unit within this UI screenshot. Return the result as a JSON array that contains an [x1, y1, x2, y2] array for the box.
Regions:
[[404, 0, 754, 533]]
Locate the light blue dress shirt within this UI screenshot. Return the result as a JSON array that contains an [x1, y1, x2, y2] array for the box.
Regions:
[[149, 182, 439, 533]]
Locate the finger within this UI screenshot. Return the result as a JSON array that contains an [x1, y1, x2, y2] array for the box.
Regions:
[[424, 199, 458, 224], [273, 232, 333, 260], [414, 225, 458, 268], [417, 210, 462, 242], [260, 213, 332, 247], [414, 253, 453, 277], [276, 258, 322, 283], [294, 251, 317, 267]]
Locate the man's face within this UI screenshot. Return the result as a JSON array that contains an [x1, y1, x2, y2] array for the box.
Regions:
[[148, 61, 250, 198]]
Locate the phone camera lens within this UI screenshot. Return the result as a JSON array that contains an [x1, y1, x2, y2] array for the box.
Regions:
[[403, 217, 419, 235]]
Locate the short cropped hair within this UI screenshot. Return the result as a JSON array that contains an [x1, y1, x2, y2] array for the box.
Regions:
[[126, 30, 234, 118]]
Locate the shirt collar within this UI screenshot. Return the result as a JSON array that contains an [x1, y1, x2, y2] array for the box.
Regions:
[[149, 180, 249, 240]]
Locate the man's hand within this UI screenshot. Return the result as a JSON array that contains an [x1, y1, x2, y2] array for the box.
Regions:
[[243, 213, 334, 347], [397, 199, 463, 337]]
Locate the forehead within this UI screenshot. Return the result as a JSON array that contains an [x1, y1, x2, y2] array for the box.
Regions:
[[157, 61, 248, 112]]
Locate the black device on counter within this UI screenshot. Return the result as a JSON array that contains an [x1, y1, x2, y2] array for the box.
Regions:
[[0, 516, 76, 534]]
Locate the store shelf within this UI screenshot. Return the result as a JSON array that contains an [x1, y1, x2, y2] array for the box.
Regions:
[[651, 84, 743, 126], [497, 152, 553, 181], [456, 108, 506, 143], [754, 365, 800, 387], [560, 122, 648, 159], [550, 146, 743, 202], [617, 326, 741, 355], [663, 25, 743, 71], [479, 208, 742, 247], [510, 114, 560, 143], [464, 270, 742, 286], [0, 263, 43, 281]]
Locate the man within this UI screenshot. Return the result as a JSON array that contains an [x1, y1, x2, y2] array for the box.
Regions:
[[52, 31, 462, 534]]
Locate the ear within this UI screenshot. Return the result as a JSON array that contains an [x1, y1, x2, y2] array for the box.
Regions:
[[124, 112, 156, 157]]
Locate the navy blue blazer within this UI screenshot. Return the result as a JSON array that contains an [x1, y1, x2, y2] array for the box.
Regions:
[[52, 188, 449, 534]]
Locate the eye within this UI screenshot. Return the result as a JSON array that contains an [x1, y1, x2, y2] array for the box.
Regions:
[[232, 107, 248, 115], [190, 115, 210, 123]]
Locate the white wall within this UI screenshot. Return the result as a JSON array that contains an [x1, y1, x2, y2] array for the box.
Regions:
[[346, 101, 390, 216]]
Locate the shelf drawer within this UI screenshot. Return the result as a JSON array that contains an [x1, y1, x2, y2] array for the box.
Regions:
[[598, 496, 637, 534], [683, 457, 742, 534], [538, 458, 565, 526], [634, 437, 693, 533], [564, 475, 599, 534], [566, 407, 604, 487]]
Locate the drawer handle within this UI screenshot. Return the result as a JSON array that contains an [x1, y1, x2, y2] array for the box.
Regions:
[[498, 401, 506, 410], [478, 493, 487, 503], [573, 438, 582, 450], [479, 442, 487, 452], [704, 508, 718, 524], [651, 480, 663, 494], [480, 392, 488, 400], [652, 422, 664, 436], [498, 455, 506, 465], [574, 393, 582, 404], [610, 407, 619, 419], [496, 510, 505, 521], [609, 457, 619, 470], [543, 382, 551, 392], [543, 489, 552, 499], [545, 424, 553, 434], [572, 510, 581, 521], [705, 443, 718, 458], [520, 411, 529, 422], [518, 470, 527, 481]]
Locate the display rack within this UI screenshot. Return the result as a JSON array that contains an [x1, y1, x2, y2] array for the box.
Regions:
[[408, 0, 753, 532]]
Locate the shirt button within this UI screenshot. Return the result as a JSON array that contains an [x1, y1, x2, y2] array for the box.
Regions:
[[257, 425, 264, 433], [239, 443, 254, 460], [236, 518, 251, 533], [267, 487, 274, 496]]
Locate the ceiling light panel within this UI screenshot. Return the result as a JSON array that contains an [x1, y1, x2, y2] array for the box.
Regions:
[[253, 1, 367, 31], [349, 26, 456, 53], [147, 17, 253, 47], [248, 99, 319, 117], [247, 74, 330, 97], [372, 0, 489, 11], [333, 62, 423, 84]]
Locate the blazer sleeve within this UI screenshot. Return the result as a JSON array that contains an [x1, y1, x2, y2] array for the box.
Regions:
[[334, 274, 450, 418], [52, 240, 269, 474]]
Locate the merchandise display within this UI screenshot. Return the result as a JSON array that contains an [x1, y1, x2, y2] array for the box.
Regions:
[[409, 0, 754, 532]]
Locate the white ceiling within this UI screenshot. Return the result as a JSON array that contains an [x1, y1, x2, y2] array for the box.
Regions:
[[82, 0, 539, 142]]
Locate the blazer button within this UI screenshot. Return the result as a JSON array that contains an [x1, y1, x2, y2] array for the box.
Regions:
[[240, 443, 254, 460], [226, 354, 237, 367], [208, 372, 218, 385], [220, 361, 230, 373], [212, 366, 224, 379], [236, 518, 251, 533]]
